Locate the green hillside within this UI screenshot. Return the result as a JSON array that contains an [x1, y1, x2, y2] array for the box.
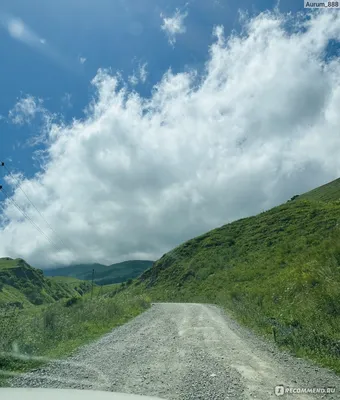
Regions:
[[43, 260, 154, 285], [0, 258, 92, 308], [124, 178, 340, 373], [298, 177, 340, 202]]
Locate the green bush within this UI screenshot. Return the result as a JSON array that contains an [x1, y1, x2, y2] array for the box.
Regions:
[[64, 296, 81, 307]]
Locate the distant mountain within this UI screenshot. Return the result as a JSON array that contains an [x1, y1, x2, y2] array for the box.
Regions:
[[43, 260, 154, 285], [0, 258, 92, 308]]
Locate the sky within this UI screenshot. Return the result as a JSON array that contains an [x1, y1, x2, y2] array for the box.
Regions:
[[0, 1, 340, 268]]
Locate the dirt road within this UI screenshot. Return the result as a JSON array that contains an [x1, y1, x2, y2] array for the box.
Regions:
[[10, 303, 340, 399]]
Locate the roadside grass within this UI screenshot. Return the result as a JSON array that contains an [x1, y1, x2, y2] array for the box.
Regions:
[[0, 291, 151, 386], [130, 198, 340, 374]]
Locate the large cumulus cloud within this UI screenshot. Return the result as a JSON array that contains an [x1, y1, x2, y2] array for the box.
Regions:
[[1, 10, 340, 268]]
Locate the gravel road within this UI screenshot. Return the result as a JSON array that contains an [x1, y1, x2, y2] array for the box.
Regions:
[[10, 303, 340, 399]]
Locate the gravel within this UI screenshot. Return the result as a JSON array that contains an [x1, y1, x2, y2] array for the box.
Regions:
[[9, 303, 340, 399]]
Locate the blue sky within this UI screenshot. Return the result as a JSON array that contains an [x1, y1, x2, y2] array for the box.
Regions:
[[0, 2, 340, 267], [0, 0, 302, 177]]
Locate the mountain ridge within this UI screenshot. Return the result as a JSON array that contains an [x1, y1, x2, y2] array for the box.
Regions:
[[43, 260, 154, 285]]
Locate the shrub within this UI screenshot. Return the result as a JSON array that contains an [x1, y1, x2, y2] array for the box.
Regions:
[[64, 296, 81, 308]]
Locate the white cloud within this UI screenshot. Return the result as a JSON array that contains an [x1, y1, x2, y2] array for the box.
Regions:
[[2, 16, 45, 47], [128, 63, 148, 86], [79, 56, 87, 64], [8, 96, 43, 125], [8, 96, 55, 147], [139, 63, 148, 83], [0, 13, 80, 74], [62, 93, 73, 109], [128, 74, 139, 86], [161, 9, 188, 46], [7, 18, 24, 38], [1, 10, 340, 268]]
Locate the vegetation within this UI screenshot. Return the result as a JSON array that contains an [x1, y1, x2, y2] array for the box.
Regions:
[[43, 260, 154, 285], [123, 180, 340, 374], [0, 258, 92, 308], [0, 258, 151, 386], [0, 290, 151, 386], [84, 283, 120, 298], [298, 177, 340, 202]]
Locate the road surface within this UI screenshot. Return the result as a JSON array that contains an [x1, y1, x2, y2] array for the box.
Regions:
[[10, 303, 340, 399]]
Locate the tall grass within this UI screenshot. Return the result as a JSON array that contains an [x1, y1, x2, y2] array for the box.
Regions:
[[0, 292, 151, 386]]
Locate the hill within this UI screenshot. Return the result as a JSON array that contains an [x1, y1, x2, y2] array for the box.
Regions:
[[298, 177, 340, 202], [0, 258, 92, 308], [43, 260, 154, 285], [124, 178, 340, 373]]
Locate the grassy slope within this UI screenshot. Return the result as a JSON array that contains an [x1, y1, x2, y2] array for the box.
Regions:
[[43, 260, 154, 285], [0, 258, 22, 269], [83, 283, 120, 298], [0, 258, 92, 307], [299, 177, 340, 202], [125, 182, 340, 373]]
